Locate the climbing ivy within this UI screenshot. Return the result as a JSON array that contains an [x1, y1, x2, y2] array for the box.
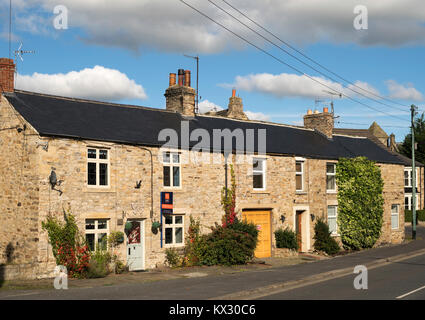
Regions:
[[336, 157, 384, 250]]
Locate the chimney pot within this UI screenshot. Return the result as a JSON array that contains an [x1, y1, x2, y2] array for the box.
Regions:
[[323, 107, 328, 113], [178, 69, 185, 86], [307, 109, 313, 115], [184, 70, 191, 87], [232, 89, 236, 97], [169, 73, 176, 87], [314, 110, 319, 114]]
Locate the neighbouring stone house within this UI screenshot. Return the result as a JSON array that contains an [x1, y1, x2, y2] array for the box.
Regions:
[[333, 123, 424, 211], [0, 59, 406, 280]]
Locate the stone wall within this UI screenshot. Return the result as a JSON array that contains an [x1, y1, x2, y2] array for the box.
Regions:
[[0, 95, 40, 279]]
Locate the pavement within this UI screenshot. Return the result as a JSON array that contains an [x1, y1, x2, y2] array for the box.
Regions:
[[0, 224, 424, 300]]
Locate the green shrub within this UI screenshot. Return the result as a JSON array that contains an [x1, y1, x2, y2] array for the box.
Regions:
[[405, 210, 425, 223], [42, 212, 90, 278], [313, 218, 340, 255], [336, 157, 384, 250], [227, 220, 259, 242], [87, 248, 111, 278], [197, 224, 258, 266], [165, 248, 181, 268], [274, 227, 298, 250]]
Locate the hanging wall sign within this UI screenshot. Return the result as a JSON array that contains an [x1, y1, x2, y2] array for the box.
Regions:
[[160, 192, 173, 248], [161, 192, 173, 214]]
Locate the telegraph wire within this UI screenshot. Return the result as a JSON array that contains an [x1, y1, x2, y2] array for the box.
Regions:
[[219, 0, 408, 109], [336, 121, 407, 129], [208, 0, 407, 112], [178, 0, 410, 123]]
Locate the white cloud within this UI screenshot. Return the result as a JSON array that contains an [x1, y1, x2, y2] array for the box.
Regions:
[[3, 0, 425, 53], [198, 99, 223, 113], [386, 80, 423, 102], [245, 111, 270, 121], [226, 72, 380, 100], [16, 65, 147, 101]]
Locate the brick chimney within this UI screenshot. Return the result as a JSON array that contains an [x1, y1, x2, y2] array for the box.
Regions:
[[0, 58, 15, 93], [164, 68, 196, 116], [226, 89, 248, 120], [303, 107, 334, 138]]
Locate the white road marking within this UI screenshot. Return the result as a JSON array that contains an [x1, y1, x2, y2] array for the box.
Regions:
[[396, 285, 425, 299]]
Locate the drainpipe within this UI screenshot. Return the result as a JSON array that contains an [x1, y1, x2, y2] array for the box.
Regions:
[[137, 146, 154, 219]]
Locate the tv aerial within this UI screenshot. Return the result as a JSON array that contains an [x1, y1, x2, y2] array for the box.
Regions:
[[322, 90, 342, 116], [14, 42, 35, 62]]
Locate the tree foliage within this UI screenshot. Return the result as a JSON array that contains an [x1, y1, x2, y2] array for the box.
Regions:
[[399, 112, 425, 164], [336, 157, 384, 250]]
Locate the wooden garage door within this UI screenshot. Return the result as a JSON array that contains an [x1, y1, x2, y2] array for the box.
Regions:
[[242, 211, 271, 258]]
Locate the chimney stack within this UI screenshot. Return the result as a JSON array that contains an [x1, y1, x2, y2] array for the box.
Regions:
[[0, 58, 15, 94], [226, 89, 248, 120], [303, 106, 334, 138], [165, 68, 196, 116]]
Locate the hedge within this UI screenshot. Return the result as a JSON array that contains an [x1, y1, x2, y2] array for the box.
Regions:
[[405, 210, 425, 223], [336, 157, 384, 250]]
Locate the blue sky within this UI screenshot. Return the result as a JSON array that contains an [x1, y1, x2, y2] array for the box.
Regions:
[[1, 0, 424, 141]]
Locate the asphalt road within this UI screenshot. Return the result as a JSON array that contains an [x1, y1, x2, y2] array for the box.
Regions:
[[259, 251, 425, 300], [0, 225, 424, 300]]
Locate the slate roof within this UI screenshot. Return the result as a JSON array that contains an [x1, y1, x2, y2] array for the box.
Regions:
[[333, 127, 423, 167], [4, 90, 406, 165]]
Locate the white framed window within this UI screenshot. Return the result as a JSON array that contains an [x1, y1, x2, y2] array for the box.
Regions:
[[164, 214, 184, 246], [391, 204, 399, 230], [296, 161, 304, 191], [163, 152, 181, 188], [327, 205, 338, 235], [85, 219, 109, 251], [87, 148, 109, 187], [404, 194, 419, 210], [326, 163, 336, 192], [404, 168, 418, 188], [253, 158, 266, 190]]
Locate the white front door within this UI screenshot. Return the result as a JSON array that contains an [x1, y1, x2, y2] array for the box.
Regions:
[[126, 220, 145, 271]]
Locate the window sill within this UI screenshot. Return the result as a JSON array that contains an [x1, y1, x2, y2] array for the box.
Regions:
[[162, 187, 183, 192], [326, 190, 337, 194], [331, 233, 340, 237], [163, 244, 184, 248], [295, 191, 307, 195], [252, 189, 269, 194], [84, 186, 115, 193]]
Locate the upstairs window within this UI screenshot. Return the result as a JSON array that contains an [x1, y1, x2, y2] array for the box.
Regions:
[[404, 168, 418, 188], [326, 163, 336, 192], [253, 158, 266, 190], [163, 152, 181, 187], [87, 148, 109, 187], [296, 161, 304, 191]]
